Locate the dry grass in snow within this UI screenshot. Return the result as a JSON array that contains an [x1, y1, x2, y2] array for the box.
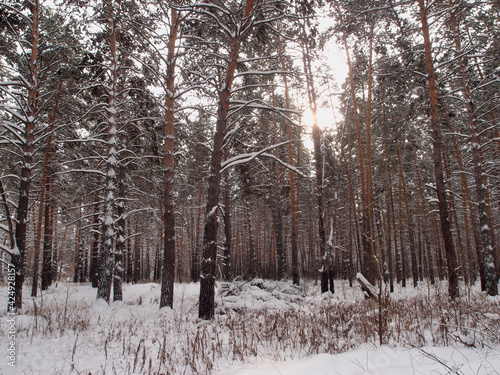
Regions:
[[0, 279, 499, 374]]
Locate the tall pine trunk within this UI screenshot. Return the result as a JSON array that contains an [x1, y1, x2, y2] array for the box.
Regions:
[[417, 0, 459, 299], [41, 173, 53, 291], [338, 16, 377, 284], [382, 107, 395, 292], [160, 3, 179, 309], [97, 0, 119, 303], [113, 164, 126, 302], [90, 196, 101, 288], [32, 86, 59, 297], [10, 0, 39, 312], [199, 0, 256, 320], [280, 51, 300, 285], [301, 27, 329, 292], [449, 5, 498, 296], [222, 172, 232, 281]]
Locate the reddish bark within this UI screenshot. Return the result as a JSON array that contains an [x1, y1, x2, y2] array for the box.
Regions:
[[199, 0, 256, 320], [417, 0, 459, 299], [160, 3, 179, 309]]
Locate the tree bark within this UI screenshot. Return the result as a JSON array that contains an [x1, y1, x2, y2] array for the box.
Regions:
[[244, 198, 257, 279], [280, 51, 300, 285], [382, 106, 395, 292], [10, 0, 39, 312], [338, 15, 377, 285], [90, 196, 101, 288], [32, 84, 60, 297], [301, 27, 328, 292], [270, 101, 286, 280], [113, 164, 126, 302], [199, 0, 256, 320], [417, 0, 459, 299], [191, 170, 204, 283], [398, 146, 418, 287], [448, 5, 498, 296], [160, 3, 179, 309], [222, 172, 232, 281], [97, 0, 119, 303], [41, 173, 53, 291]]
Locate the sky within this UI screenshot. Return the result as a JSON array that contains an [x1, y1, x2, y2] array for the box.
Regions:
[[299, 14, 348, 133]]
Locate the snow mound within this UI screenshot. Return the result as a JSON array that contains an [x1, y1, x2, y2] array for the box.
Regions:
[[157, 306, 174, 319], [216, 279, 304, 313], [92, 298, 110, 313]]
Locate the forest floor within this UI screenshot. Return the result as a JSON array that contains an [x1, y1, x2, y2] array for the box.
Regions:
[[0, 278, 499, 374]]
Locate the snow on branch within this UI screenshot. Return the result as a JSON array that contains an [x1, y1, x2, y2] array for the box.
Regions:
[[1, 105, 28, 123], [234, 70, 292, 79], [179, 4, 234, 38], [53, 169, 107, 177], [258, 152, 308, 178], [0, 243, 20, 256], [238, 54, 281, 64], [0, 121, 27, 144], [221, 141, 290, 172], [229, 99, 301, 124], [356, 273, 378, 299], [220, 141, 307, 179]]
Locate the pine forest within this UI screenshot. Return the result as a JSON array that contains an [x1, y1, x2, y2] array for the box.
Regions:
[[0, 0, 499, 374]]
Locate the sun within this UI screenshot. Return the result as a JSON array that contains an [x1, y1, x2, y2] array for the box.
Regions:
[[301, 106, 337, 130]]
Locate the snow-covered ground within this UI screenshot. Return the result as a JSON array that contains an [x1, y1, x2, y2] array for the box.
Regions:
[[217, 346, 500, 375], [0, 279, 499, 374]]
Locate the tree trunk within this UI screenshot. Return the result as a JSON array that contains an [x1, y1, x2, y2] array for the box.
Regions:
[[97, 0, 119, 303], [223, 172, 232, 281], [113, 164, 126, 302], [133, 220, 141, 283], [363, 27, 379, 286], [280, 51, 300, 286], [397, 159, 406, 287], [244, 198, 257, 279], [440, 98, 482, 287], [32, 84, 60, 297], [191, 170, 204, 283], [74, 203, 84, 283], [417, 0, 459, 299], [10, 0, 39, 312], [414, 153, 436, 285], [398, 146, 418, 287], [41, 174, 53, 291], [198, 0, 256, 320], [90, 197, 100, 288], [301, 29, 328, 292], [382, 106, 395, 292], [339, 17, 377, 285], [160, 3, 179, 309], [448, 5, 498, 296]]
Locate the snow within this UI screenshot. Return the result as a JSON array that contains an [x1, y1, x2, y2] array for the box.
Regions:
[[0, 280, 498, 374], [216, 346, 500, 375], [104, 214, 113, 226]]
